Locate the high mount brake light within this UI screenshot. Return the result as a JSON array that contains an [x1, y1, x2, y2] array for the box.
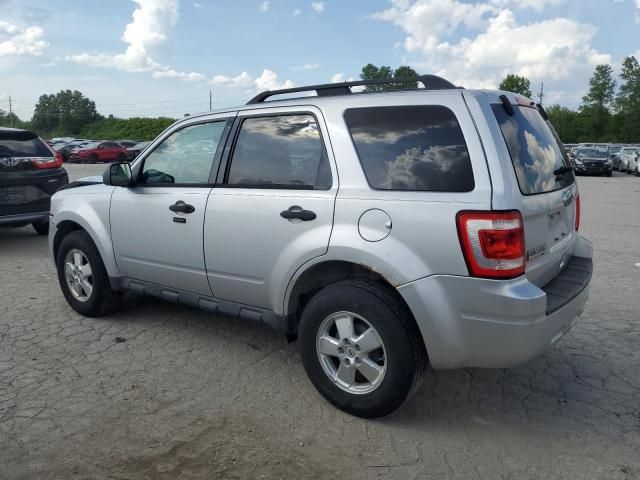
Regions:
[[457, 211, 525, 279]]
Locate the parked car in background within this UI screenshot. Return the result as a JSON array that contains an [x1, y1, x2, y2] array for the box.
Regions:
[[126, 141, 150, 161], [59, 140, 90, 160], [626, 148, 640, 175], [613, 147, 638, 172], [0, 128, 68, 234], [70, 141, 128, 163], [49, 78, 591, 417], [573, 148, 613, 176], [607, 144, 622, 158]]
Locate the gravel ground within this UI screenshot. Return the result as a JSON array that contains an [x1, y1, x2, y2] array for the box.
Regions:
[[1, 165, 639, 480]]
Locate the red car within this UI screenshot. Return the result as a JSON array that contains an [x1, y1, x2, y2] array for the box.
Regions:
[[72, 141, 128, 163]]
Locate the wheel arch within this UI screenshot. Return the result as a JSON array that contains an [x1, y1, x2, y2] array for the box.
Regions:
[[53, 210, 119, 278], [284, 260, 422, 342]]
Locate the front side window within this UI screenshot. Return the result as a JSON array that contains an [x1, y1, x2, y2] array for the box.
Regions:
[[140, 121, 226, 185], [344, 106, 474, 192], [226, 114, 332, 189], [492, 104, 575, 195]]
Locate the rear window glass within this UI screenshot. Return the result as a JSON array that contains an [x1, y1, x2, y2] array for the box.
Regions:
[[344, 106, 474, 192], [492, 104, 574, 195], [0, 131, 51, 158]]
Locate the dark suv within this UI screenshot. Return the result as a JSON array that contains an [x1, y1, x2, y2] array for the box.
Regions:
[[0, 128, 68, 235]]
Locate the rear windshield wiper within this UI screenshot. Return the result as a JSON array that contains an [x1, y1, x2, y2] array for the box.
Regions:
[[554, 165, 574, 176]]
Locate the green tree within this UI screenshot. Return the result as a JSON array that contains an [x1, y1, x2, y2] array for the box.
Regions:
[[79, 116, 175, 141], [582, 64, 616, 109], [615, 56, 640, 142], [578, 64, 616, 141], [499, 74, 533, 98], [31, 90, 101, 137], [0, 109, 26, 129], [360, 64, 419, 92], [546, 105, 580, 143]]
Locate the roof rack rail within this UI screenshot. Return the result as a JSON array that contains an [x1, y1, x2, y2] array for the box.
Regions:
[[246, 74, 459, 104]]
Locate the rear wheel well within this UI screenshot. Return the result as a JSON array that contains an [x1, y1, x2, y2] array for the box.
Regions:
[[286, 261, 416, 339], [53, 220, 85, 261]]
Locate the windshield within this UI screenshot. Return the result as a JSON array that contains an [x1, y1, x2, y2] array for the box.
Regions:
[[579, 149, 608, 158], [492, 104, 574, 195]]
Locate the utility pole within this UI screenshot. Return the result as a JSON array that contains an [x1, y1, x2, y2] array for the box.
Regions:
[[209, 89, 212, 110], [9, 96, 13, 128], [537, 82, 544, 105]]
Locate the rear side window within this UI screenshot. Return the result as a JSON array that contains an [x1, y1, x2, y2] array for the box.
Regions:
[[226, 114, 331, 190], [492, 104, 574, 195], [0, 131, 51, 158], [344, 106, 474, 192]]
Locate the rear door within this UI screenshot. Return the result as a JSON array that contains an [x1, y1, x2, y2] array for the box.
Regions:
[[204, 107, 337, 311], [489, 98, 578, 287]]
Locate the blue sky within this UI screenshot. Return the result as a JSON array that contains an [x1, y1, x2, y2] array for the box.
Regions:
[[1, 0, 639, 119]]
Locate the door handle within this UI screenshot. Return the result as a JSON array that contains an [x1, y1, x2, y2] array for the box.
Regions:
[[169, 201, 195, 214], [280, 206, 316, 221]]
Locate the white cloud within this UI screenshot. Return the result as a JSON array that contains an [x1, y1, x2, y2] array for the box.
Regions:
[[260, 1, 270, 12], [371, 0, 609, 89], [68, 0, 203, 81], [311, 2, 325, 13], [152, 68, 205, 81], [209, 71, 254, 88], [331, 73, 354, 83], [293, 63, 320, 71], [0, 20, 48, 57], [254, 69, 296, 91], [209, 69, 295, 92], [194, 2, 203, 7], [293, 8, 302, 16]]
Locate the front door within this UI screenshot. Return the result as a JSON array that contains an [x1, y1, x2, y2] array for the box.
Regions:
[[111, 117, 232, 296], [204, 108, 337, 311]]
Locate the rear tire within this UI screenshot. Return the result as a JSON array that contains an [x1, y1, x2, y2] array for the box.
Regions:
[[90, 153, 99, 163], [117, 153, 126, 162], [32, 220, 49, 235], [56, 230, 122, 317], [298, 281, 426, 418]]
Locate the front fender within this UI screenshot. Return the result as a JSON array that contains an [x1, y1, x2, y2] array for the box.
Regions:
[[51, 186, 119, 278]]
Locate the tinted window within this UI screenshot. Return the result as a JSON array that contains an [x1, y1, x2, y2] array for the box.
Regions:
[[0, 131, 51, 158], [226, 114, 331, 189], [140, 121, 226, 185], [344, 106, 474, 192], [492, 104, 574, 195]]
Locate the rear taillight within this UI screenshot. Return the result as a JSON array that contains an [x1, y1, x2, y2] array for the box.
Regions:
[[456, 210, 525, 279], [575, 194, 580, 231], [32, 152, 63, 169]]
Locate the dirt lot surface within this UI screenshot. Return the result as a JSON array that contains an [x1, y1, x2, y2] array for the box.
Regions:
[[1, 165, 639, 479]]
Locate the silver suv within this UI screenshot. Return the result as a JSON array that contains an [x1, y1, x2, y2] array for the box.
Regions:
[[49, 76, 593, 418]]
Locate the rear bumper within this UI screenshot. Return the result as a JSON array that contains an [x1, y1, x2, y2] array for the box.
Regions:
[[0, 167, 68, 221], [398, 235, 593, 369]]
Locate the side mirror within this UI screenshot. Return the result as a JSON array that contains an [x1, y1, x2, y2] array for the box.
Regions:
[[103, 162, 133, 187]]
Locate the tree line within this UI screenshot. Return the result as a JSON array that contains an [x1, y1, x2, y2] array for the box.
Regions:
[[0, 90, 175, 141], [2, 58, 639, 143]]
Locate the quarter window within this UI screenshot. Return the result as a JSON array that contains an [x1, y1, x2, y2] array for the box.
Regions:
[[344, 106, 474, 192], [226, 114, 331, 190], [139, 121, 226, 185]]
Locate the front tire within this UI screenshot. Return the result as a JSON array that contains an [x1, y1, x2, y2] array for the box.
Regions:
[[298, 281, 426, 418], [56, 230, 122, 317]]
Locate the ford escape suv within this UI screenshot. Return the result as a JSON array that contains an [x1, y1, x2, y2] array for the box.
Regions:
[[49, 76, 592, 418]]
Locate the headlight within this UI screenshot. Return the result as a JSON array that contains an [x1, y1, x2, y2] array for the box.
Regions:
[[574, 159, 583, 165], [606, 159, 612, 165]]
